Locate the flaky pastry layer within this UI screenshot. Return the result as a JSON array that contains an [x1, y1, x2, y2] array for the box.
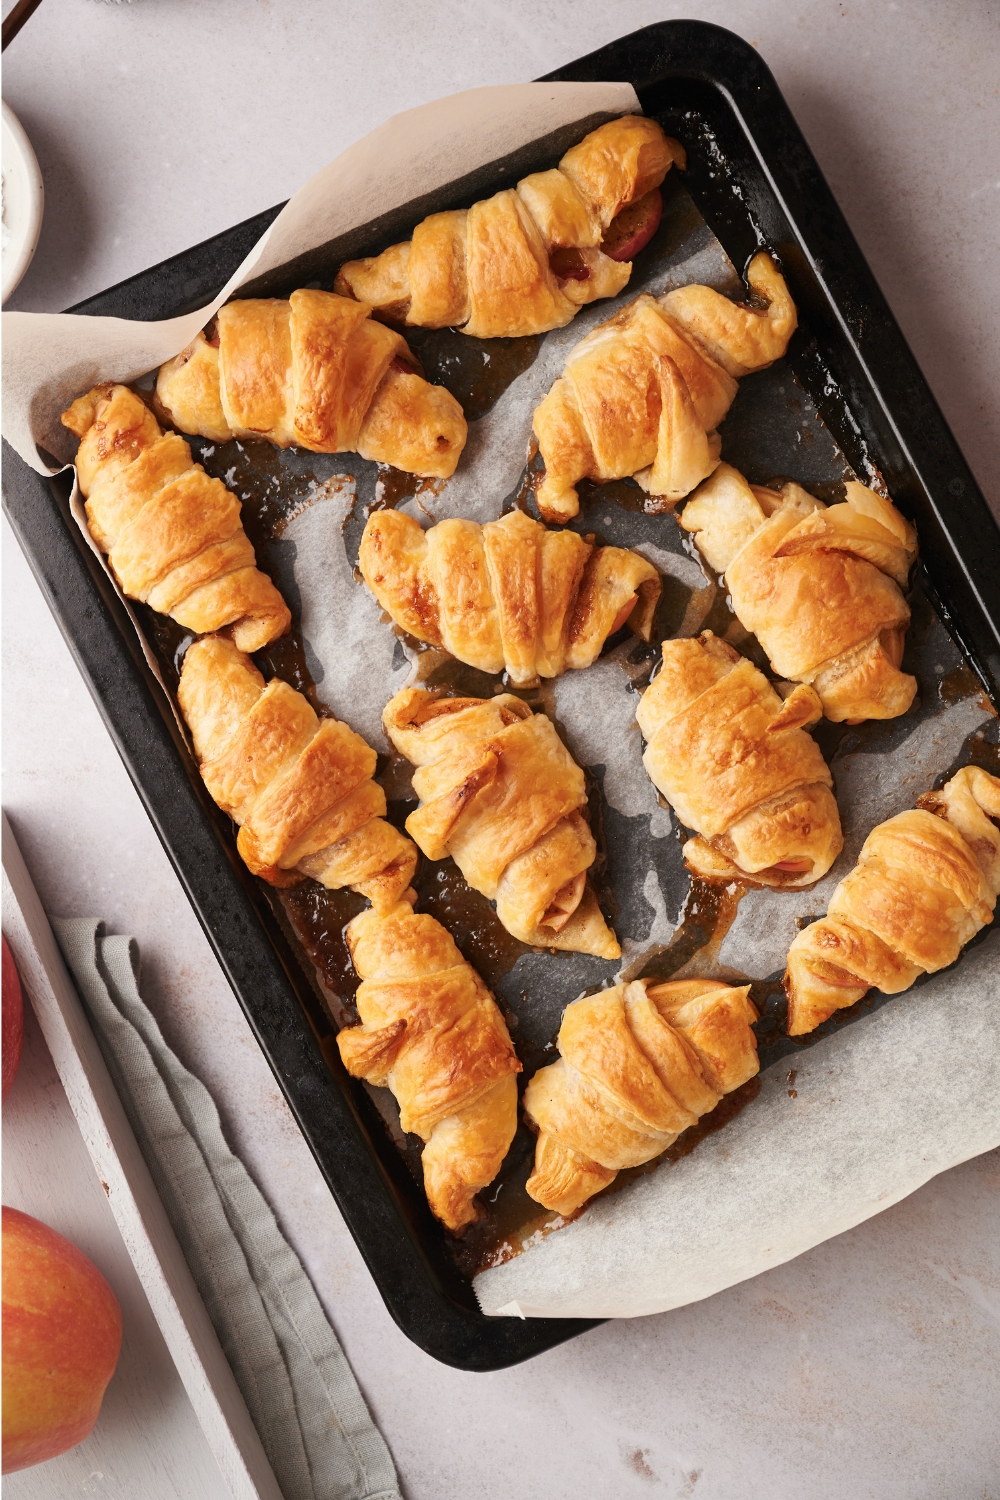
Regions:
[[359, 506, 660, 684], [524, 977, 760, 1215], [178, 636, 416, 908], [61, 384, 290, 652], [784, 765, 1000, 1034]]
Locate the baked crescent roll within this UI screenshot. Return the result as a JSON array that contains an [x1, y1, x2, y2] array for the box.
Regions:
[[334, 116, 684, 339], [524, 977, 760, 1215], [337, 893, 521, 1231], [636, 632, 843, 887], [359, 507, 661, 685], [680, 463, 918, 723], [155, 289, 467, 478], [383, 687, 620, 959], [785, 765, 1000, 1035], [61, 384, 290, 652], [532, 253, 796, 522], [178, 636, 417, 908]]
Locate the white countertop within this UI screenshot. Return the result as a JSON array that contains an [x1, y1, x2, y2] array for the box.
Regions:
[[3, 3, 999, 1497]]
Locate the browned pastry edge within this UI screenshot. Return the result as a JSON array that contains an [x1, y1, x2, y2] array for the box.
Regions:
[[523, 977, 760, 1215], [61, 383, 291, 652], [177, 635, 417, 911], [336, 893, 520, 1231], [784, 765, 1000, 1034]]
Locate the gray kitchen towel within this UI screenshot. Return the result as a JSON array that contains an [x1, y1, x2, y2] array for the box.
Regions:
[[53, 917, 401, 1500]]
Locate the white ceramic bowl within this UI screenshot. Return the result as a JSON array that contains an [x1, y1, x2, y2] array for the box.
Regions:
[[2, 100, 44, 304]]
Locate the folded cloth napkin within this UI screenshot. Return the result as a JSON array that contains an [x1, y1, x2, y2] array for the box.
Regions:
[[53, 917, 401, 1500]]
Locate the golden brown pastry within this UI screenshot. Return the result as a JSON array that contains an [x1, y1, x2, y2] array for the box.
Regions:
[[524, 977, 759, 1215], [680, 463, 918, 722], [359, 507, 660, 685], [785, 765, 1000, 1035], [383, 687, 619, 958], [532, 253, 797, 522], [334, 116, 684, 339], [178, 635, 416, 908], [337, 893, 520, 1231], [61, 384, 290, 652], [155, 289, 467, 478], [637, 632, 843, 886]]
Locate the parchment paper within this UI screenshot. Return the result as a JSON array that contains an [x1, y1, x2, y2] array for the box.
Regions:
[[475, 937, 1000, 1319], [4, 84, 997, 1322], [0, 81, 637, 469]]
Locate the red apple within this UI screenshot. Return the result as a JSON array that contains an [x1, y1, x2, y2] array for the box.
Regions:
[[2, 937, 24, 1104], [2, 1207, 123, 1474], [601, 187, 664, 262]]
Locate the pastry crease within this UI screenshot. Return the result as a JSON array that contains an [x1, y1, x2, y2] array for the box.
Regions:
[[524, 978, 759, 1214], [61, 384, 290, 651], [784, 765, 1000, 1034], [338, 895, 520, 1230], [178, 636, 416, 908]]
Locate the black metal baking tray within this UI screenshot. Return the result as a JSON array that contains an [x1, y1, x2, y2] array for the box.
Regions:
[[4, 20, 999, 1371]]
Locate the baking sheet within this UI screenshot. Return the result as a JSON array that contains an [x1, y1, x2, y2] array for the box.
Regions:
[[3, 85, 998, 1321], [475, 936, 1000, 1319]]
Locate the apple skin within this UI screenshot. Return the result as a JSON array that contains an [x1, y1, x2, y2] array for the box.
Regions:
[[2, 937, 24, 1104], [601, 187, 664, 263], [2, 1207, 123, 1474]]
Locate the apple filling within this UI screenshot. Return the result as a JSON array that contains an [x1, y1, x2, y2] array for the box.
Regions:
[[549, 247, 591, 283], [600, 187, 664, 262], [538, 871, 587, 933], [609, 593, 639, 635], [548, 186, 664, 287]]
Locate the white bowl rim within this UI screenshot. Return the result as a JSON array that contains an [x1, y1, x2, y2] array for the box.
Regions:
[[2, 98, 45, 304]]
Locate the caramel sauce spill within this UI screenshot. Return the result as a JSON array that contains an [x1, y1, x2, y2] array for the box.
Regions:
[[938, 663, 989, 708], [278, 884, 368, 1021], [411, 858, 531, 992], [633, 876, 748, 985]]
